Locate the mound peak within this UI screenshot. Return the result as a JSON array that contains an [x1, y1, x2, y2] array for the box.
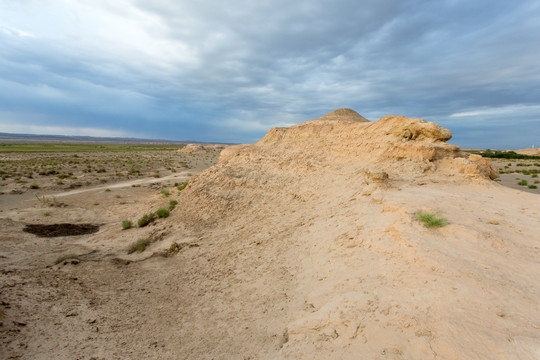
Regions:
[[220, 110, 498, 182], [314, 108, 369, 122]]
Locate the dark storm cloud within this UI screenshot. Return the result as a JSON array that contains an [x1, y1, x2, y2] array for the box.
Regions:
[[0, 0, 539, 146]]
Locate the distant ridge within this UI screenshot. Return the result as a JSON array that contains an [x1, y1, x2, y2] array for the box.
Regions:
[[0, 132, 232, 145]]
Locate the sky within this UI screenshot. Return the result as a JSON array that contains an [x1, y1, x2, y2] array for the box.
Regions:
[[1, 0, 539, 148]]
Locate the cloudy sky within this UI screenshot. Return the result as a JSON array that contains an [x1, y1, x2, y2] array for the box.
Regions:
[[1, 0, 539, 148]]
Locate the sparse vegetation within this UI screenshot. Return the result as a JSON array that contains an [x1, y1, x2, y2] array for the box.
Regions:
[[472, 150, 540, 160], [138, 212, 157, 227], [43, 211, 51, 216], [121, 220, 133, 230], [518, 179, 528, 186], [35, 194, 66, 208], [528, 185, 538, 189], [30, 183, 40, 189], [156, 208, 170, 218], [177, 181, 188, 191], [161, 189, 171, 197], [127, 238, 151, 254], [168, 200, 178, 211], [415, 211, 447, 228]]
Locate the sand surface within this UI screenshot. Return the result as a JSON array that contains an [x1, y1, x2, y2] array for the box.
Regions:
[[1, 110, 539, 359]]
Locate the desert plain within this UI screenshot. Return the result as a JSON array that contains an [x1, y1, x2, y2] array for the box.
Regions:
[[1, 109, 539, 359]]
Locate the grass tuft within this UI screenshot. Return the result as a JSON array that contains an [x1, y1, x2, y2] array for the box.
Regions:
[[121, 220, 132, 230], [137, 212, 156, 227], [518, 179, 528, 186], [168, 200, 178, 211], [415, 211, 447, 228], [127, 238, 151, 254], [156, 208, 170, 218], [177, 181, 188, 191], [161, 189, 171, 197]]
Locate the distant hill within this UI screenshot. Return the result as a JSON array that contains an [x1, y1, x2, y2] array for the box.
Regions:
[[0, 132, 229, 145]]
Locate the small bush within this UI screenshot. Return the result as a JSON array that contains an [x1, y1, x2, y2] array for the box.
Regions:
[[177, 181, 188, 191], [137, 212, 156, 227], [156, 208, 170, 218], [128, 238, 151, 254], [168, 200, 178, 211], [528, 185, 538, 189], [121, 220, 132, 230], [161, 189, 171, 197], [415, 211, 447, 228], [43, 211, 51, 216], [518, 179, 528, 186], [30, 183, 39, 189]]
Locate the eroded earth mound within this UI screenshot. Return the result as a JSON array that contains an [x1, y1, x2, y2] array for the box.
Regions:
[[171, 109, 537, 359], [1, 109, 538, 360]]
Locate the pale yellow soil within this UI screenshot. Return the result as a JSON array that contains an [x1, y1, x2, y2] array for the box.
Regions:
[[1, 111, 539, 359]]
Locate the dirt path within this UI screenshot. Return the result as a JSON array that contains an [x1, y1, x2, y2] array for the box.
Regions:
[[50, 171, 191, 198]]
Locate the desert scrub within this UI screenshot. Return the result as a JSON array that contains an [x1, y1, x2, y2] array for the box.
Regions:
[[121, 220, 133, 230], [127, 238, 151, 254], [30, 183, 39, 189], [137, 212, 156, 227], [168, 200, 178, 211], [161, 189, 171, 197], [528, 185, 538, 189], [156, 208, 170, 218], [177, 181, 188, 191], [518, 179, 528, 186], [415, 211, 447, 228]]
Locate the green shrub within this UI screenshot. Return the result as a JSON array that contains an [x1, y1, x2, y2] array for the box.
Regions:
[[168, 200, 178, 211], [138, 212, 156, 227], [121, 220, 132, 230], [156, 208, 170, 218], [161, 189, 171, 197], [518, 179, 528, 186], [528, 185, 538, 189], [30, 183, 39, 189], [474, 150, 540, 160], [415, 211, 447, 228], [128, 238, 151, 254], [177, 181, 188, 191]]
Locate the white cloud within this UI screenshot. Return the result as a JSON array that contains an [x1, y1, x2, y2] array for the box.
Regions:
[[449, 104, 540, 118], [0, 122, 131, 138], [0, 25, 35, 38]]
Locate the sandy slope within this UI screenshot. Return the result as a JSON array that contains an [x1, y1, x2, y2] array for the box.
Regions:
[[1, 109, 539, 359]]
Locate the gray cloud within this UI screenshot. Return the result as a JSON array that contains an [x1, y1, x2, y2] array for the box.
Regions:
[[0, 0, 539, 147]]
